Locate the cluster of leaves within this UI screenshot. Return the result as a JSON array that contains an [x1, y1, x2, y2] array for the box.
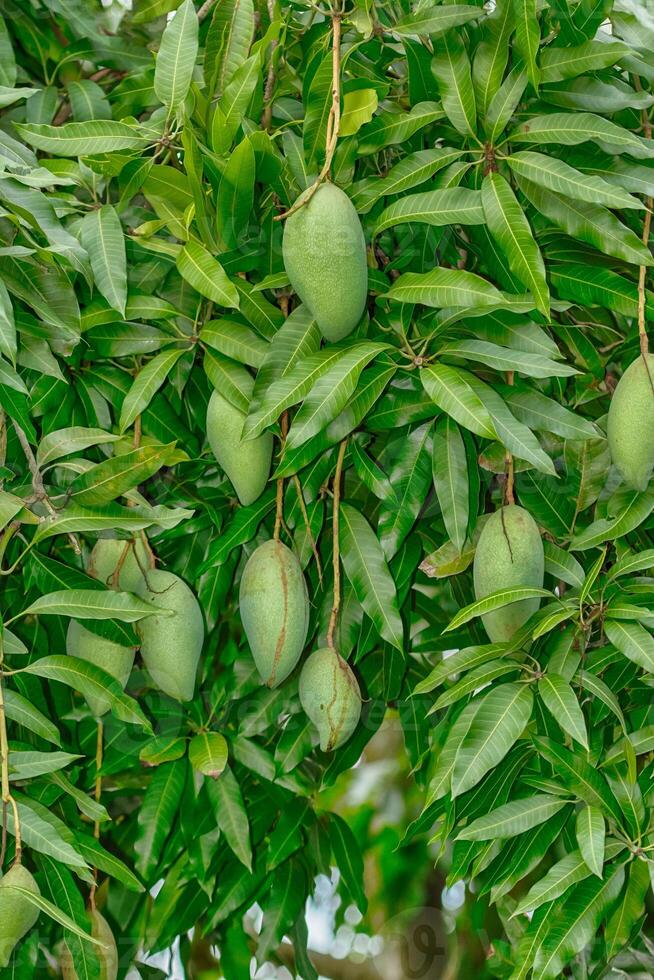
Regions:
[[2, 0, 654, 976]]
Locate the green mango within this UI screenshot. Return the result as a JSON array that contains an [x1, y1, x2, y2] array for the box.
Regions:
[[299, 647, 362, 751], [66, 621, 135, 717], [88, 536, 150, 592], [0, 864, 40, 968], [239, 539, 309, 687], [473, 505, 544, 643], [282, 182, 368, 342], [61, 909, 118, 980], [137, 569, 204, 702], [607, 353, 654, 491], [206, 387, 272, 506]]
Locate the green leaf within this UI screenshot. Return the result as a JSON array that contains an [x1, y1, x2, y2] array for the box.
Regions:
[[512, 850, 596, 917], [177, 240, 240, 309], [446, 587, 554, 632], [507, 112, 653, 158], [68, 444, 177, 506], [451, 683, 533, 797], [154, 0, 199, 111], [36, 426, 121, 469], [24, 588, 163, 621], [216, 136, 255, 250], [80, 205, 127, 315], [206, 765, 253, 871], [532, 865, 625, 979], [513, 0, 539, 89], [373, 187, 484, 237], [432, 416, 469, 552], [604, 619, 654, 675], [188, 732, 229, 778], [507, 151, 643, 210], [339, 502, 404, 650], [135, 760, 186, 881], [16, 120, 152, 156], [481, 172, 549, 315], [119, 349, 187, 432], [485, 66, 528, 143], [387, 267, 505, 308], [431, 32, 477, 137], [575, 805, 605, 878], [457, 795, 569, 841], [23, 656, 151, 730], [538, 674, 588, 749], [421, 363, 496, 439], [3, 689, 61, 745], [393, 4, 484, 36]]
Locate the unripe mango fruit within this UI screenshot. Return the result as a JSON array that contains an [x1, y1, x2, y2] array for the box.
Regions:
[[239, 539, 309, 687], [206, 387, 272, 506], [607, 353, 654, 491], [473, 505, 544, 643], [282, 182, 368, 342], [66, 621, 135, 717], [0, 864, 40, 968], [299, 647, 362, 751], [88, 537, 149, 592], [61, 910, 118, 980], [137, 570, 204, 702]]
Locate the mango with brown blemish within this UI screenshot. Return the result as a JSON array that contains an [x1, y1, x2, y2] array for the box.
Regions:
[[239, 539, 309, 687], [299, 647, 361, 751], [607, 353, 654, 491]]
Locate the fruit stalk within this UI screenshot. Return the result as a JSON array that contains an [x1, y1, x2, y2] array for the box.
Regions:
[[327, 439, 347, 649], [275, 7, 342, 221]]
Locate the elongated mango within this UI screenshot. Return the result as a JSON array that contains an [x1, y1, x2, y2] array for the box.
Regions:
[[473, 505, 544, 642], [0, 864, 40, 968], [299, 647, 361, 751], [66, 621, 135, 717], [239, 539, 309, 687], [138, 569, 204, 702], [206, 386, 272, 506], [282, 182, 368, 342], [61, 909, 118, 980], [88, 537, 149, 592], [607, 353, 654, 491]]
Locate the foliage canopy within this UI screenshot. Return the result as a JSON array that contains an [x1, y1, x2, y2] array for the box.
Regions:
[[2, 0, 654, 977]]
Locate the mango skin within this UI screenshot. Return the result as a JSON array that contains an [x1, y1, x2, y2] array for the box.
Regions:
[[66, 621, 135, 718], [206, 389, 272, 506], [137, 569, 204, 702], [0, 864, 40, 968], [299, 647, 362, 751], [282, 182, 368, 342], [239, 539, 309, 688], [61, 910, 118, 980], [473, 505, 544, 643], [607, 353, 654, 491], [88, 537, 149, 592]]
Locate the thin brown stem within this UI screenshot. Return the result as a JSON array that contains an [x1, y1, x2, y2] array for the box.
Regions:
[[273, 412, 289, 541], [326, 440, 347, 649], [262, 0, 280, 131], [274, 12, 342, 221]]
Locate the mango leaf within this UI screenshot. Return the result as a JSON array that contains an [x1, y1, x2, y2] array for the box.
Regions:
[[154, 0, 199, 111], [80, 205, 127, 315], [177, 240, 240, 309]]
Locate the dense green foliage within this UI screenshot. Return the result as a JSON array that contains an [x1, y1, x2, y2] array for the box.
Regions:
[[3, 0, 654, 977]]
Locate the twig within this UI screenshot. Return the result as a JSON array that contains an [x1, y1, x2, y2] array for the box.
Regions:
[[292, 474, 323, 586], [326, 439, 347, 649], [12, 422, 81, 555], [273, 412, 289, 541], [274, 10, 342, 221]]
